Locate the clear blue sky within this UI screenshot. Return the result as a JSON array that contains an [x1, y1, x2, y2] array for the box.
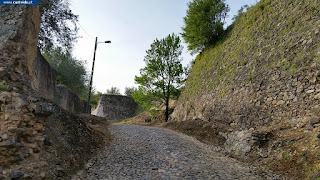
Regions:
[[70, 0, 258, 94]]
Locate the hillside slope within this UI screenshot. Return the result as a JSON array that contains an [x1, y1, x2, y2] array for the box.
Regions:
[[171, 0, 320, 179]]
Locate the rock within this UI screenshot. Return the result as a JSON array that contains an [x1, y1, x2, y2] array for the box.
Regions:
[[312, 105, 320, 114], [6, 136, 16, 147], [1, 134, 8, 140], [43, 137, 52, 146], [56, 166, 65, 177], [17, 154, 24, 160], [0, 173, 5, 180], [309, 117, 320, 125], [310, 77, 317, 83], [297, 86, 304, 93], [224, 131, 255, 156], [34, 102, 55, 115], [0, 66, 8, 77], [305, 124, 314, 131], [40, 172, 46, 178], [30, 144, 40, 153], [288, 119, 299, 125], [23, 173, 32, 179], [277, 100, 285, 105], [218, 132, 228, 139], [272, 100, 278, 105], [304, 15, 311, 21], [314, 93, 320, 100], [307, 89, 315, 94], [317, 134, 320, 139], [10, 170, 24, 179], [33, 123, 44, 131], [307, 38, 313, 44]]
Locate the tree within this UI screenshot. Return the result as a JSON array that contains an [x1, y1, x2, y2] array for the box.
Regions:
[[135, 33, 187, 122], [124, 87, 136, 97], [106, 87, 121, 95], [43, 47, 88, 99], [39, 0, 78, 52], [181, 0, 229, 54]]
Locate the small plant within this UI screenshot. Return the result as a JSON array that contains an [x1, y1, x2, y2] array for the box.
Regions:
[[0, 84, 7, 91], [246, 67, 256, 81], [258, 0, 271, 11], [284, 152, 293, 160], [306, 169, 313, 176], [282, 62, 291, 71], [288, 20, 295, 29]]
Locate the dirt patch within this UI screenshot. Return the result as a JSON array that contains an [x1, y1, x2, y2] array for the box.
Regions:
[[79, 114, 112, 140], [260, 127, 320, 180], [162, 120, 228, 146], [43, 110, 112, 179]]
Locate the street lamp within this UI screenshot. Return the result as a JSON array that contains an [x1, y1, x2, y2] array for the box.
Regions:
[[86, 37, 111, 113]]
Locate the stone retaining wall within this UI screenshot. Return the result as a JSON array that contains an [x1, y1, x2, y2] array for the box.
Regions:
[[56, 84, 88, 114], [31, 49, 57, 101], [0, 6, 99, 179], [93, 94, 137, 120]]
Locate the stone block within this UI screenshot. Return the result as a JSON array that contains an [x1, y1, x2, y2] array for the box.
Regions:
[[309, 117, 320, 125]]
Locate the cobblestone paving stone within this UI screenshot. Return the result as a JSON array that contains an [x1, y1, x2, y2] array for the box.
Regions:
[[72, 124, 285, 180]]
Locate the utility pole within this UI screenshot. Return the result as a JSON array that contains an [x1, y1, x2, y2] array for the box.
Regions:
[[86, 37, 111, 113]]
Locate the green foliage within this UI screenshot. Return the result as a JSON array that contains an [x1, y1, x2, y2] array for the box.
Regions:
[[284, 152, 293, 160], [90, 90, 102, 109], [132, 86, 161, 112], [43, 47, 88, 99], [124, 86, 136, 97], [39, 0, 78, 51], [0, 84, 7, 91], [181, 0, 229, 54], [134, 33, 187, 121], [258, 0, 271, 11], [106, 86, 121, 95]]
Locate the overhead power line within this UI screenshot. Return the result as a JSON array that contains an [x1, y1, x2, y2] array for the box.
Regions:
[[76, 21, 95, 40]]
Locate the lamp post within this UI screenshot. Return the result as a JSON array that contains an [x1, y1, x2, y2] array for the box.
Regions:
[[86, 37, 111, 113]]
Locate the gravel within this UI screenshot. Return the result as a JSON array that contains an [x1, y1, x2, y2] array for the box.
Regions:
[[72, 124, 284, 180]]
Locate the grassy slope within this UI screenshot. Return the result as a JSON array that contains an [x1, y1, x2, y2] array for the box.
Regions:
[[182, 0, 320, 102]]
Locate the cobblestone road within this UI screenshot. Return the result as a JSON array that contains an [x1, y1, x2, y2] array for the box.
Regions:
[[72, 124, 283, 180]]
